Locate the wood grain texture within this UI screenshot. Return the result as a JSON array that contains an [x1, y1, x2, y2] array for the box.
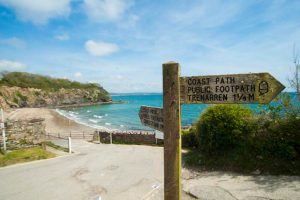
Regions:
[[180, 73, 285, 104], [139, 106, 164, 132], [163, 62, 181, 200]]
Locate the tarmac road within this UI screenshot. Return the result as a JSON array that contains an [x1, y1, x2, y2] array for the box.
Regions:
[[0, 140, 164, 200], [1, 140, 299, 200]]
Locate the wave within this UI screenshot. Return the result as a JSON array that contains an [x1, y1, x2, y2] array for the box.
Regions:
[[88, 119, 98, 123], [93, 114, 103, 119], [56, 109, 77, 120], [55, 109, 112, 131]]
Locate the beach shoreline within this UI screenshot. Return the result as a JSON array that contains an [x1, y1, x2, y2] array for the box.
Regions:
[[4, 107, 152, 135], [44, 100, 127, 109], [5, 108, 99, 134]]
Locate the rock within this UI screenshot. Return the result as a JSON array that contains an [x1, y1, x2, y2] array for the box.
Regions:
[[186, 185, 237, 200], [0, 85, 111, 109]]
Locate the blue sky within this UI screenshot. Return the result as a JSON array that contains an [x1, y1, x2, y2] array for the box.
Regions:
[[0, 0, 299, 93]]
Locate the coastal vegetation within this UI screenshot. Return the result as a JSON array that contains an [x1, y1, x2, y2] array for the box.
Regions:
[[182, 94, 300, 175], [0, 72, 111, 109], [0, 147, 55, 167], [0, 71, 106, 91], [44, 141, 69, 153]]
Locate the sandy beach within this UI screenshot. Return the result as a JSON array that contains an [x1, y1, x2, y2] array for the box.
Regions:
[[5, 108, 96, 134]]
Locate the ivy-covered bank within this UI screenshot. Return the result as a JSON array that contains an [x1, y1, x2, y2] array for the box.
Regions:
[[182, 94, 300, 175]]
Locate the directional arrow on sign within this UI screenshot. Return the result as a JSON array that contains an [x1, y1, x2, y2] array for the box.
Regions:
[[180, 72, 285, 104], [139, 106, 164, 132]]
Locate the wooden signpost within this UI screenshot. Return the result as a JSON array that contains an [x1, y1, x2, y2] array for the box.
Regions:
[[139, 106, 164, 132], [180, 73, 285, 104], [139, 62, 285, 200]]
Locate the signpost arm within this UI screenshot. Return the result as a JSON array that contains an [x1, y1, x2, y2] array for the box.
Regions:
[[163, 62, 181, 200]]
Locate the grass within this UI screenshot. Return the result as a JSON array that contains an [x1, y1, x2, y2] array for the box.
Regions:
[[0, 147, 55, 167], [100, 139, 164, 146], [111, 140, 143, 145], [44, 141, 69, 152]]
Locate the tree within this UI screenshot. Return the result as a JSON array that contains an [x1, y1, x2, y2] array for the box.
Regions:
[[289, 44, 300, 100]]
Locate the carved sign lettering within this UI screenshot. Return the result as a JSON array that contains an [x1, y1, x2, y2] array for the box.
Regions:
[[139, 106, 164, 132], [180, 73, 285, 104]]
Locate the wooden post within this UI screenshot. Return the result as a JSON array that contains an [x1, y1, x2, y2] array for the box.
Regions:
[[83, 131, 85, 139], [1, 108, 7, 153], [41, 142, 46, 150], [163, 62, 181, 200], [110, 132, 112, 144]]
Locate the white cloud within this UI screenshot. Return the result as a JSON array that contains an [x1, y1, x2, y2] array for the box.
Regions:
[[55, 33, 70, 41], [0, 0, 71, 25], [116, 75, 123, 79], [83, 0, 133, 22], [0, 59, 26, 71], [85, 40, 119, 56], [74, 72, 82, 77], [170, 0, 245, 28], [0, 37, 26, 48]]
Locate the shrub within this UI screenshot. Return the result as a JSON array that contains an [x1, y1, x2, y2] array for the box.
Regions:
[[0, 71, 110, 96], [258, 93, 300, 121], [195, 104, 253, 155], [254, 93, 300, 160], [0, 71, 111, 102], [181, 127, 198, 148], [253, 118, 300, 160], [184, 94, 300, 174], [16, 91, 28, 101], [13, 97, 18, 104]]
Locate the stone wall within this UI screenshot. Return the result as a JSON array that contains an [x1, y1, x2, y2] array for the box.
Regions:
[[3, 118, 45, 149], [94, 130, 160, 145]]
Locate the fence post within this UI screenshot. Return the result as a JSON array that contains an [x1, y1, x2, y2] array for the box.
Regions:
[[110, 132, 112, 144], [83, 131, 85, 139], [58, 133, 60, 138], [70, 131, 71, 138], [98, 132, 101, 144], [42, 141, 46, 150], [68, 137, 72, 153]]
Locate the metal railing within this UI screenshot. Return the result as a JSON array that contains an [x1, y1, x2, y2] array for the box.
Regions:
[[46, 131, 94, 140], [44, 133, 72, 153]]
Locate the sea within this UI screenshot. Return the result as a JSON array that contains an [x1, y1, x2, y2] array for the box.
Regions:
[[56, 93, 299, 131]]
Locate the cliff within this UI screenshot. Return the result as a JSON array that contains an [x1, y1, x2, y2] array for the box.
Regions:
[[0, 72, 111, 109]]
